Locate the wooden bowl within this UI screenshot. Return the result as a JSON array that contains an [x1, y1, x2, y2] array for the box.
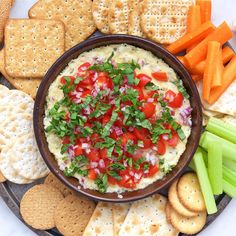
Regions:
[[34, 35, 202, 202]]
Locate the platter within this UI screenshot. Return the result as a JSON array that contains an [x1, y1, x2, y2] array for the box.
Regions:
[[0, 31, 232, 236]]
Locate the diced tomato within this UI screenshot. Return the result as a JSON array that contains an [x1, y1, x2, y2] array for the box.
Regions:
[[145, 91, 158, 102], [60, 76, 75, 85], [106, 105, 114, 116], [77, 62, 91, 77], [145, 165, 159, 177], [157, 139, 166, 155], [100, 148, 108, 159], [121, 132, 137, 146], [114, 112, 124, 127], [81, 90, 91, 98], [151, 72, 168, 81], [118, 174, 136, 189], [134, 87, 145, 101], [108, 176, 117, 185], [133, 128, 149, 140], [167, 132, 179, 147], [88, 169, 97, 180], [141, 102, 156, 118], [102, 115, 110, 125], [91, 133, 101, 143], [149, 116, 157, 124], [109, 130, 118, 139], [79, 77, 93, 87], [87, 149, 100, 161], [142, 138, 153, 149], [62, 136, 70, 144], [87, 70, 98, 82], [74, 145, 83, 156], [136, 73, 152, 87], [164, 90, 183, 108], [96, 73, 113, 89]]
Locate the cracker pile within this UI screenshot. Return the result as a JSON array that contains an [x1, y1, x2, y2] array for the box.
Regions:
[[0, 84, 49, 184], [166, 172, 207, 235]]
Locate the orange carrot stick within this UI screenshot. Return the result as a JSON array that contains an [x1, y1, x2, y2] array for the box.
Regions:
[[203, 41, 221, 101], [166, 21, 215, 54], [196, 0, 212, 23], [208, 55, 236, 104], [186, 6, 201, 52], [185, 22, 233, 68], [211, 46, 223, 88], [192, 74, 202, 83], [190, 46, 235, 74], [177, 56, 189, 68]]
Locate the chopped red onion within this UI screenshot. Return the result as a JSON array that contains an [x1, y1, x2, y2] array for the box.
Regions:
[[147, 98, 154, 103], [67, 145, 75, 159], [90, 162, 98, 168], [129, 171, 134, 176], [134, 173, 142, 180], [162, 134, 169, 141], [94, 168, 100, 175], [180, 107, 192, 126], [99, 159, 105, 169], [111, 59, 117, 68], [82, 143, 89, 149], [114, 127, 123, 136], [119, 86, 126, 93], [137, 58, 145, 67], [128, 127, 134, 132], [85, 148, 91, 154]]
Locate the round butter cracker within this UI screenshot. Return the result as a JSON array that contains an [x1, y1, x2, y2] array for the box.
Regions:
[[20, 184, 64, 230], [177, 173, 206, 212]]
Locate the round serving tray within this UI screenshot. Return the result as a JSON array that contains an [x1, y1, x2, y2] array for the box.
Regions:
[[0, 32, 232, 236]]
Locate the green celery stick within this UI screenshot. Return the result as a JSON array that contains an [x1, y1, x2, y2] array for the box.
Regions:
[[200, 131, 236, 161], [189, 147, 208, 171], [193, 148, 217, 214], [189, 160, 196, 171], [223, 166, 236, 187], [206, 117, 236, 144], [223, 159, 236, 172], [208, 142, 223, 195], [223, 179, 236, 197]]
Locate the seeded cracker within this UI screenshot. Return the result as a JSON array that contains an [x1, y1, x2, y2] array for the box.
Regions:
[[109, 0, 130, 34], [20, 184, 64, 230], [29, 0, 96, 50], [92, 0, 110, 34], [83, 202, 114, 236], [177, 172, 206, 212], [0, 49, 41, 98], [168, 203, 207, 235], [44, 172, 73, 197], [4, 19, 65, 78], [140, 0, 193, 44], [0, 0, 11, 43], [119, 194, 179, 236], [168, 180, 198, 217], [55, 194, 95, 236]]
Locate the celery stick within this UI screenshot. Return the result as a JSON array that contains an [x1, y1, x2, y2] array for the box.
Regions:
[[223, 179, 236, 197], [193, 148, 217, 214], [206, 117, 236, 144], [223, 166, 236, 187], [189, 160, 196, 171], [200, 131, 236, 161], [208, 142, 222, 195], [223, 159, 236, 172]]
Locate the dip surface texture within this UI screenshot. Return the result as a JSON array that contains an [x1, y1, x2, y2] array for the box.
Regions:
[[44, 44, 192, 193]]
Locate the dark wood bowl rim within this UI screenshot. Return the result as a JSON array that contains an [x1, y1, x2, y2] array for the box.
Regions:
[[34, 35, 202, 202]]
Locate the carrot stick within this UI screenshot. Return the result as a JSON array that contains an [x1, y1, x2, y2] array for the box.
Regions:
[[208, 55, 236, 104], [196, 0, 212, 23], [186, 6, 201, 52], [166, 21, 215, 54], [176, 56, 189, 68], [190, 46, 235, 75], [185, 22, 233, 68], [192, 74, 202, 83], [222, 46, 235, 64], [211, 47, 223, 88], [203, 41, 221, 101]]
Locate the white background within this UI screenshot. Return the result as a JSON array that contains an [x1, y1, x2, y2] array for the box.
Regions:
[[1, 0, 236, 235]]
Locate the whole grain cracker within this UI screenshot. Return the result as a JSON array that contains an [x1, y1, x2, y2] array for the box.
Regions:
[[168, 203, 207, 235], [29, 0, 96, 50], [4, 19, 65, 78], [0, 113, 33, 142], [0, 0, 11, 43], [0, 144, 33, 184], [20, 184, 64, 230], [83, 202, 113, 236], [168, 180, 198, 217], [92, 0, 110, 34], [0, 133, 6, 150], [0, 89, 34, 114], [44, 172, 73, 197], [0, 49, 41, 98], [0, 170, 6, 182], [112, 203, 131, 236], [178, 173, 206, 212], [11, 133, 49, 180], [108, 0, 130, 34], [140, 0, 193, 44], [55, 194, 95, 236], [119, 194, 179, 236]]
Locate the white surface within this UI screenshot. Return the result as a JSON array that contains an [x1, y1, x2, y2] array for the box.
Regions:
[[1, 0, 236, 235]]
